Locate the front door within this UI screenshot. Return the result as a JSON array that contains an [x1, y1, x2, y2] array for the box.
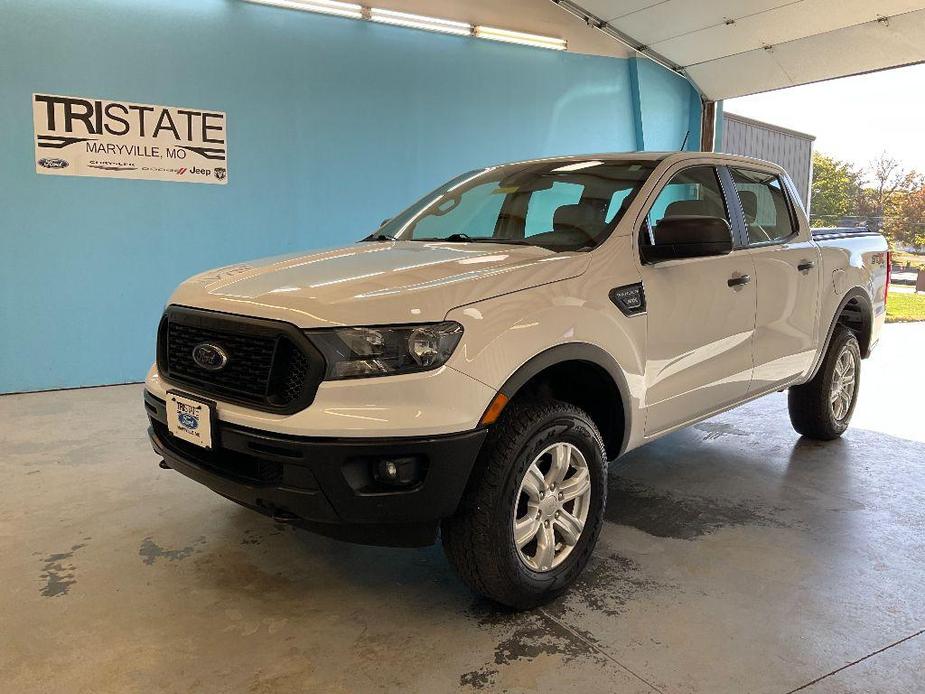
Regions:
[[638, 165, 757, 436]]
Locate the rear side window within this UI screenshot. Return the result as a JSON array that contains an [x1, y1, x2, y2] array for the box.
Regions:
[[729, 168, 796, 244]]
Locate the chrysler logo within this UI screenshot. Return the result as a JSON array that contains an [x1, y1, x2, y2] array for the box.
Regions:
[[192, 343, 229, 371]]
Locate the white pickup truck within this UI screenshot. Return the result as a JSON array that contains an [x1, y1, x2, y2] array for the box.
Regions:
[[145, 152, 889, 608]]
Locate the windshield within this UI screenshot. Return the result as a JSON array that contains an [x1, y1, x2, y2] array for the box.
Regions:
[[370, 159, 657, 252]]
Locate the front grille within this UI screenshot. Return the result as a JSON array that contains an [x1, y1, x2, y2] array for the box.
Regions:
[[157, 306, 325, 413], [167, 322, 277, 400]]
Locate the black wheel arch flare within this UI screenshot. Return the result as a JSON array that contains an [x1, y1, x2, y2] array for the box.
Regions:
[[495, 343, 633, 459], [806, 287, 874, 382]]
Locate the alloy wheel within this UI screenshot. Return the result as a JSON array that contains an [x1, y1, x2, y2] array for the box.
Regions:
[[830, 345, 857, 421], [512, 442, 592, 572]]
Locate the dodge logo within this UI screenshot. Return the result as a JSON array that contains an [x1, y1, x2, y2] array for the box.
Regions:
[[192, 343, 229, 371]]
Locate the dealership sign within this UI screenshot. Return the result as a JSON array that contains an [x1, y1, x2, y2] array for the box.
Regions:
[[33, 94, 227, 184]]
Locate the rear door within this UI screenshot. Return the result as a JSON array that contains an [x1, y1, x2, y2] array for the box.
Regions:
[[726, 167, 821, 392], [638, 164, 757, 436]]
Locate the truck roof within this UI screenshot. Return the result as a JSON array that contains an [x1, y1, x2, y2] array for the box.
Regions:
[[500, 151, 784, 173]]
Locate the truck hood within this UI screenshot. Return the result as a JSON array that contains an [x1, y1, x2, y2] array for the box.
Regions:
[[168, 241, 590, 327]]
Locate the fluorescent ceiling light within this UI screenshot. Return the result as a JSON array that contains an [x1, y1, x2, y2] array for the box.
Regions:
[[244, 0, 363, 20], [370, 8, 472, 36], [243, 1, 568, 52], [474, 26, 567, 51]]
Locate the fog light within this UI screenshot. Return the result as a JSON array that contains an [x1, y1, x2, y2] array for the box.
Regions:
[[372, 456, 424, 487]]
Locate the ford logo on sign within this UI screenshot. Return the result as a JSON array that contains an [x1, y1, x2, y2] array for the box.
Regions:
[[192, 343, 229, 371], [38, 157, 69, 169], [178, 412, 199, 430]]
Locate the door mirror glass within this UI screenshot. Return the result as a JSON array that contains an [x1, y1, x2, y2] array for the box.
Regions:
[[643, 216, 733, 262]]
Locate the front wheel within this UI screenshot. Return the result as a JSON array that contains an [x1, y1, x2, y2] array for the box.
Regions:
[[441, 399, 607, 609], [788, 326, 861, 440]]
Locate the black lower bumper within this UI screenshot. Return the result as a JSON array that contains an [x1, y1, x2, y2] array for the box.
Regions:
[[145, 391, 487, 547]]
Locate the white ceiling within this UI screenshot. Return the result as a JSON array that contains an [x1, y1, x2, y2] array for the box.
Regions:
[[264, 0, 925, 99], [565, 0, 925, 98]]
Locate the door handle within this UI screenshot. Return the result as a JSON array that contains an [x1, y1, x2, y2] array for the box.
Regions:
[[727, 274, 751, 288], [797, 260, 816, 272]]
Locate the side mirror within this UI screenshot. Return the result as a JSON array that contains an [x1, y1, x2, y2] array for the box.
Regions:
[[643, 216, 733, 263]]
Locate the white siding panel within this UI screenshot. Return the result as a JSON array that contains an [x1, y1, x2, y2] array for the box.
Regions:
[[720, 113, 814, 205]]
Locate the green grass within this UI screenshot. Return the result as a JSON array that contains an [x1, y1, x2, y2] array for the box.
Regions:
[[886, 291, 925, 322]]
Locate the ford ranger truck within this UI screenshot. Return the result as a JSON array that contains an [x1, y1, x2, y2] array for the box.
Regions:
[[145, 152, 888, 609]]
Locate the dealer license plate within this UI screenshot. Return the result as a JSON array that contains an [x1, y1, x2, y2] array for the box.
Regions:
[[166, 391, 214, 449]]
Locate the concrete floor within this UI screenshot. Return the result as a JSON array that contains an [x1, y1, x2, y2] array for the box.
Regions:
[[2, 323, 924, 694]]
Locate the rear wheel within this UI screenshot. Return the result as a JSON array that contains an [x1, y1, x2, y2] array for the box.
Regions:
[[788, 326, 861, 440], [442, 399, 607, 609]]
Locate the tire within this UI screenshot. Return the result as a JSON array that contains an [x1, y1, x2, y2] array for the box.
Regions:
[[788, 326, 861, 440], [442, 398, 607, 609]]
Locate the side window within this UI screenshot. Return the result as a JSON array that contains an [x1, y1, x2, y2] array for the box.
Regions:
[[524, 181, 583, 237], [645, 166, 729, 243], [729, 168, 796, 244]]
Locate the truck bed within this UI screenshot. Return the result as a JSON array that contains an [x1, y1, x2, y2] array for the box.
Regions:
[[811, 227, 882, 241]]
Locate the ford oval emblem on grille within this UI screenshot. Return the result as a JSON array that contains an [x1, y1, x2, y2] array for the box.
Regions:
[[192, 343, 229, 371]]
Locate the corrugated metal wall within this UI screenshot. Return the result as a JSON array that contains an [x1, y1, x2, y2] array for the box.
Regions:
[[720, 112, 815, 207]]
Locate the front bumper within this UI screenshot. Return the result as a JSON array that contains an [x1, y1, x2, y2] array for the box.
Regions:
[[145, 391, 487, 546], [145, 361, 496, 438]]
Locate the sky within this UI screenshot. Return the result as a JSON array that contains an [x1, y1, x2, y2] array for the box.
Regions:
[[725, 62, 925, 178]]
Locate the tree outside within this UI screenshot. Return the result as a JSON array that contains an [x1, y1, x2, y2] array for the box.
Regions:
[[808, 153, 863, 227], [892, 185, 925, 248], [810, 151, 924, 249]]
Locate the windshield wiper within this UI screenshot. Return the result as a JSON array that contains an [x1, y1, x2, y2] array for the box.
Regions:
[[418, 235, 534, 245], [361, 232, 397, 242], [462, 237, 534, 245], [414, 233, 473, 242]]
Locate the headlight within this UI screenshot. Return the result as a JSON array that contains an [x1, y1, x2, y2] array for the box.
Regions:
[[306, 321, 464, 379]]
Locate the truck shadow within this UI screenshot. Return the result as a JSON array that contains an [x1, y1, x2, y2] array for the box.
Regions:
[[193, 417, 925, 631], [178, 421, 925, 689]]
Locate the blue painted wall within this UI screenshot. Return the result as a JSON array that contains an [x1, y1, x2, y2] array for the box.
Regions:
[[630, 57, 702, 151], [0, 0, 700, 393]]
